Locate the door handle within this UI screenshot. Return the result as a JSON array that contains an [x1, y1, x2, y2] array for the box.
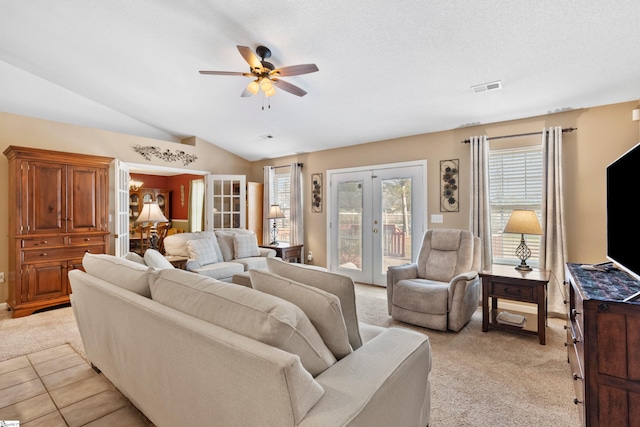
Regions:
[[373, 228, 378, 233]]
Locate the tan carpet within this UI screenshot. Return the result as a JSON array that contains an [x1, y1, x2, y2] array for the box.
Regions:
[[0, 285, 580, 426]]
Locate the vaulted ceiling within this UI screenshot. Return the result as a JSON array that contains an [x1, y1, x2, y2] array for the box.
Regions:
[[1, 1, 638, 161]]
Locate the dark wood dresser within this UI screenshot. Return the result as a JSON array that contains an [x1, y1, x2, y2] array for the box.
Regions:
[[564, 263, 640, 426]]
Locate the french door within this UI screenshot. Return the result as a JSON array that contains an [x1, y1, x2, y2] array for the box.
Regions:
[[113, 160, 130, 257], [327, 161, 426, 286]]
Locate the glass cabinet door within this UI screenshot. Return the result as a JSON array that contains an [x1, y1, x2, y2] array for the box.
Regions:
[[206, 175, 246, 230]]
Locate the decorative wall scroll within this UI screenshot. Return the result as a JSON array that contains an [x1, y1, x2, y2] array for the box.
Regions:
[[440, 159, 459, 212], [133, 144, 198, 166], [311, 173, 323, 213]]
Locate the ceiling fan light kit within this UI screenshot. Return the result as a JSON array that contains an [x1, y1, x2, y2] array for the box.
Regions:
[[199, 45, 319, 101]]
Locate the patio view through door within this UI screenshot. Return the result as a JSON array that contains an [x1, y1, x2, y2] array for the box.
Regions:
[[327, 161, 426, 286]]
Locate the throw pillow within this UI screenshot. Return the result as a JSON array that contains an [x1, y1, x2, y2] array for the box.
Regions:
[[233, 233, 260, 259], [214, 231, 234, 261], [251, 270, 352, 360], [125, 251, 146, 265], [143, 249, 175, 269], [82, 253, 152, 297], [266, 258, 363, 350], [149, 268, 336, 376], [186, 239, 218, 266]]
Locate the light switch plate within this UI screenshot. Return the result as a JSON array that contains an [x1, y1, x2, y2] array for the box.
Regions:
[[431, 214, 444, 224]]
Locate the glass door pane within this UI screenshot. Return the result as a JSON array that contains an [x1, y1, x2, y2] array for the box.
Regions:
[[381, 178, 413, 274], [338, 180, 363, 271]]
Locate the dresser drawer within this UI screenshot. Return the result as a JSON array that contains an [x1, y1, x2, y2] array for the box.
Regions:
[[22, 245, 105, 263], [21, 237, 66, 249], [489, 281, 535, 302], [67, 234, 107, 246]]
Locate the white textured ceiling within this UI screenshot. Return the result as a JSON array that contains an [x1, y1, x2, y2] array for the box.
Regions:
[[1, 1, 639, 161]]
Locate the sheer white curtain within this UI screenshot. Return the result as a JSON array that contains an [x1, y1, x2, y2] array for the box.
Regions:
[[540, 126, 567, 316], [188, 179, 204, 232], [470, 135, 492, 271], [289, 162, 304, 246], [263, 166, 273, 245]]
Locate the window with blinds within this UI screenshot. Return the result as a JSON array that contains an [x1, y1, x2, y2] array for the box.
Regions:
[[273, 170, 291, 242], [489, 145, 543, 266]]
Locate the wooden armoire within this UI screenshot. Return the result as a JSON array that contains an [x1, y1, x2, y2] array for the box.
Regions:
[[4, 146, 112, 318]]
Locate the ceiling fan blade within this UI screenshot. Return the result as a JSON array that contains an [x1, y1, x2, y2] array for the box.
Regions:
[[271, 64, 319, 77], [199, 70, 253, 76], [237, 45, 263, 71], [272, 78, 308, 97]]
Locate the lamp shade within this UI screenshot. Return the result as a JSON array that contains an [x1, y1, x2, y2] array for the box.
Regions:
[[503, 209, 542, 235], [136, 201, 168, 223], [267, 204, 285, 219]]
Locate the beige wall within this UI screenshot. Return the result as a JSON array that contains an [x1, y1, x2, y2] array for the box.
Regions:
[[0, 112, 251, 303], [1, 101, 639, 304], [251, 101, 640, 269]]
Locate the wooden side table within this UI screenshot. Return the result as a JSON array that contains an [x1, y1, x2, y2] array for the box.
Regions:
[[260, 243, 303, 263], [165, 255, 188, 270], [479, 264, 550, 345]]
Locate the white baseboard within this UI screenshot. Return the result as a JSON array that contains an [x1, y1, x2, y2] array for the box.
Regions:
[[0, 302, 7, 311]]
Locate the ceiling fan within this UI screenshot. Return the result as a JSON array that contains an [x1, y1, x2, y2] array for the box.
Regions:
[[199, 45, 319, 98]]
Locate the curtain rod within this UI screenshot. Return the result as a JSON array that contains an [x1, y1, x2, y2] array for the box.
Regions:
[[460, 127, 577, 144], [270, 162, 303, 170]]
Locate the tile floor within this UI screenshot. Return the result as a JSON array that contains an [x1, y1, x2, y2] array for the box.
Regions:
[[0, 344, 151, 426]]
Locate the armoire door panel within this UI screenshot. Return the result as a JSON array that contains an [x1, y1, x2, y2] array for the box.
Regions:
[[28, 161, 66, 234], [24, 262, 67, 301], [68, 166, 101, 232]]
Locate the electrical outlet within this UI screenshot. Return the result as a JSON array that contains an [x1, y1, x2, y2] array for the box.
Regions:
[[0, 272, 4, 283]]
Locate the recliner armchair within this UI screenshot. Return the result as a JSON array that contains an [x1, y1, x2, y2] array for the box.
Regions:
[[387, 229, 481, 332]]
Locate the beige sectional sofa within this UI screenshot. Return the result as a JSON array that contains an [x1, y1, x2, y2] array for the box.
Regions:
[[162, 229, 276, 281], [69, 254, 432, 427]]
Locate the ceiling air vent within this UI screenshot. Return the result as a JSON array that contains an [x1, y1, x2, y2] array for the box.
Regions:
[[471, 80, 502, 93]]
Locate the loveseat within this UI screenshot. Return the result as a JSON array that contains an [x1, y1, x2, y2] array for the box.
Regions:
[[162, 229, 275, 281], [70, 253, 432, 427]]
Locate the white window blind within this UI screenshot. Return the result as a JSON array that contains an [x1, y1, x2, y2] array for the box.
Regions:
[[273, 171, 291, 243], [489, 145, 543, 266]]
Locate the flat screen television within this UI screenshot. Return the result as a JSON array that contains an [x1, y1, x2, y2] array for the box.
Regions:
[[607, 141, 640, 281]]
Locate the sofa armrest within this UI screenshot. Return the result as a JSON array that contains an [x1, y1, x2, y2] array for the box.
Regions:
[[259, 247, 277, 258], [386, 264, 419, 314], [301, 327, 431, 427], [185, 259, 201, 271]]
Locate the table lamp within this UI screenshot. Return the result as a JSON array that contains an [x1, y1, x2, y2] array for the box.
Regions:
[[136, 201, 168, 250], [503, 209, 542, 271], [267, 204, 285, 246]]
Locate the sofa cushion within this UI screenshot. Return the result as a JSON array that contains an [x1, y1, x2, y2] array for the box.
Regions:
[[191, 261, 245, 281], [186, 239, 218, 266], [230, 257, 268, 272], [124, 251, 146, 265], [149, 268, 336, 376], [82, 253, 152, 297], [251, 270, 352, 360], [143, 249, 175, 269], [233, 233, 260, 259], [214, 231, 235, 261], [163, 231, 223, 261], [266, 258, 363, 350]]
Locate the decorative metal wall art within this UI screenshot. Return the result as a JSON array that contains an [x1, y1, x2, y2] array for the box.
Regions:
[[133, 144, 198, 166], [440, 159, 459, 212], [311, 173, 323, 213]]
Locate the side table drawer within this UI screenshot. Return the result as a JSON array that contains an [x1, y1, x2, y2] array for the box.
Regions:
[[490, 281, 535, 302]]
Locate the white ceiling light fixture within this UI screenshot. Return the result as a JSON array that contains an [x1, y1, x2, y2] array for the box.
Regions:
[[471, 80, 503, 93]]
